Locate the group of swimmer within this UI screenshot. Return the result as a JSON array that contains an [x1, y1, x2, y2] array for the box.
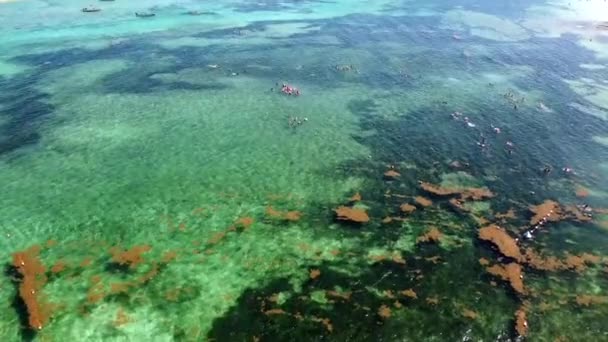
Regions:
[[450, 111, 515, 152], [335, 64, 359, 73], [271, 82, 301, 96], [503, 90, 525, 110], [542, 165, 574, 176], [450, 110, 578, 176], [287, 116, 308, 129]]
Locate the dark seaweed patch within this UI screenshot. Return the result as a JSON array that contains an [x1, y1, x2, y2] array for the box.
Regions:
[[4, 264, 36, 341]]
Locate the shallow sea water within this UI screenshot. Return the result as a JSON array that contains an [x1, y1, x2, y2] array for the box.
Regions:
[[1, 0, 608, 341]]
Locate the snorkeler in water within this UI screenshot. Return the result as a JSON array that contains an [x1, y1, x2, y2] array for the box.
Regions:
[[477, 135, 487, 148]]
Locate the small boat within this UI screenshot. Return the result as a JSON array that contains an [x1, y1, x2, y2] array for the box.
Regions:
[[82, 7, 101, 13], [135, 12, 155, 18]]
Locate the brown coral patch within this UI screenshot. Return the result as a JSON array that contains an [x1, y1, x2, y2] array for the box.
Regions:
[[266, 206, 301, 222], [478, 258, 490, 266], [486, 263, 525, 295], [496, 209, 516, 220], [425, 256, 442, 264], [264, 309, 287, 315], [384, 170, 400, 179], [162, 250, 178, 263], [369, 254, 386, 262], [449, 198, 467, 211], [236, 217, 254, 229], [400, 203, 417, 214], [165, 288, 181, 302], [563, 205, 593, 222], [309, 269, 321, 280], [419, 181, 494, 201], [326, 290, 351, 301], [51, 261, 67, 274], [349, 192, 362, 202], [207, 232, 226, 245], [266, 206, 283, 218], [110, 282, 131, 294], [392, 254, 406, 264], [334, 206, 370, 223], [414, 196, 433, 207], [426, 296, 439, 305], [12, 245, 50, 330], [311, 317, 333, 333], [461, 309, 478, 320], [284, 211, 302, 221], [109, 245, 151, 269], [575, 295, 608, 306], [515, 306, 528, 337], [80, 257, 93, 268], [478, 225, 523, 262], [523, 249, 564, 271], [417, 227, 442, 244], [529, 200, 562, 225], [113, 309, 132, 327], [378, 305, 392, 318], [523, 249, 602, 273], [419, 182, 458, 196]]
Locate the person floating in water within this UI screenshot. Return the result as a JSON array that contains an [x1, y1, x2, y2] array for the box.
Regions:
[[562, 167, 574, 174], [477, 135, 487, 148], [542, 165, 552, 175]]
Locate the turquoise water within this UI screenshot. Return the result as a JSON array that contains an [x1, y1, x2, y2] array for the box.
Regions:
[[1, 0, 608, 341]]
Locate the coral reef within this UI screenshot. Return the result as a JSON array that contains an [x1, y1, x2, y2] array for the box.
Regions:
[[400, 203, 417, 214], [414, 196, 433, 207], [529, 200, 562, 225], [378, 305, 392, 318], [416, 227, 443, 244], [334, 206, 370, 223], [349, 192, 362, 202], [265, 206, 302, 222], [575, 295, 608, 306], [485, 263, 525, 295], [515, 306, 528, 337], [401, 289, 417, 299], [478, 225, 523, 261], [384, 170, 400, 179], [12, 245, 50, 330], [461, 309, 478, 320], [109, 245, 151, 269], [419, 181, 494, 201]]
